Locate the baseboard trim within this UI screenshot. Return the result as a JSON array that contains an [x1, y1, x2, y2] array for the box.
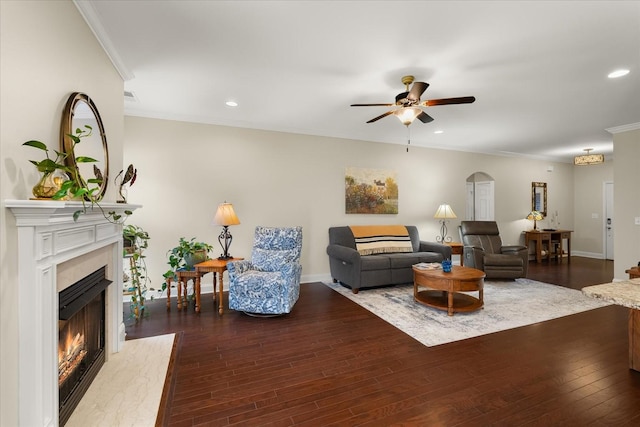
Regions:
[[125, 274, 333, 302], [572, 251, 605, 259]]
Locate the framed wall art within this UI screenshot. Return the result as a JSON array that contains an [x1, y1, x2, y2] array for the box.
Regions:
[[345, 167, 398, 214]]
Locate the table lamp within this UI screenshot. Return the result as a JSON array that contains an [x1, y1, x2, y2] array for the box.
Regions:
[[434, 204, 457, 243], [213, 201, 240, 259], [527, 210, 543, 231]]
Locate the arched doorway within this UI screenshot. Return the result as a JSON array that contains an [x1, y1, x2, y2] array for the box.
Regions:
[[466, 172, 495, 221]]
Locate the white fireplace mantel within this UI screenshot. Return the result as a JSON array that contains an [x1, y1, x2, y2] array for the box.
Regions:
[[5, 199, 141, 427]]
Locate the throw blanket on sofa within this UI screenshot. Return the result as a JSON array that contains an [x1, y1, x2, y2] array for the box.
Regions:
[[349, 225, 413, 256]]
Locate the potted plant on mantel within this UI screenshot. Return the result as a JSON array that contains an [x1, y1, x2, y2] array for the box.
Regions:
[[22, 125, 132, 223], [22, 139, 68, 199]]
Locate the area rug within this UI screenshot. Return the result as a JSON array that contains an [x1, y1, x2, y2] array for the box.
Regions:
[[323, 279, 611, 347]]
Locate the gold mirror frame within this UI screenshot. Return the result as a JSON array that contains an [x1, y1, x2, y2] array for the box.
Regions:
[[531, 182, 547, 217], [60, 92, 109, 201]]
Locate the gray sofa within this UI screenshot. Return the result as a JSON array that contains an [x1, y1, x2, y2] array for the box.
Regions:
[[327, 225, 451, 293]]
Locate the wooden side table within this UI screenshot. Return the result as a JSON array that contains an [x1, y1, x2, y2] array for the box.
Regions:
[[195, 258, 243, 315], [445, 242, 464, 266], [165, 268, 201, 311], [627, 267, 640, 279]]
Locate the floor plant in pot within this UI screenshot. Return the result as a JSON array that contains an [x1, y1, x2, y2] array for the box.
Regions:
[[123, 223, 149, 255], [123, 224, 151, 321]]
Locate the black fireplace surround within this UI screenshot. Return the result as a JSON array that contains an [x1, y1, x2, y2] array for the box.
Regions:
[[58, 266, 111, 425]]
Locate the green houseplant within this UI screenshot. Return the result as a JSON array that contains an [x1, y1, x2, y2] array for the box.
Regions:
[[22, 139, 69, 198], [23, 125, 132, 222], [123, 224, 149, 254], [123, 224, 151, 321], [163, 237, 213, 281]]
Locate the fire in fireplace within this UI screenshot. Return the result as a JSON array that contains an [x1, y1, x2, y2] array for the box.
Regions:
[[59, 324, 88, 386], [58, 266, 111, 426]]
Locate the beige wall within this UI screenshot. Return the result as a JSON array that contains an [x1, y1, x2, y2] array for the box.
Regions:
[[123, 116, 575, 287], [0, 1, 123, 425], [613, 128, 640, 279]]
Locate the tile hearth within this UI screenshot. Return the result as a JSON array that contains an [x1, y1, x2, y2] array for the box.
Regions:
[[65, 333, 175, 427]]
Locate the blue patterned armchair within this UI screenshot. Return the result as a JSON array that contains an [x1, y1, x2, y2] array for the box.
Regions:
[[227, 226, 303, 315]]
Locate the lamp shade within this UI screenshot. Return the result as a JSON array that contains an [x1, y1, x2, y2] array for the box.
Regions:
[[527, 210, 543, 231], [526, 210, 543, 221], [213, 202, 240, 226], [434, 204, 457, 219]]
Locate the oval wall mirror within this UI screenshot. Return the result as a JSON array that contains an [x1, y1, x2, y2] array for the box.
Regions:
[[60, 92, 109, 201]]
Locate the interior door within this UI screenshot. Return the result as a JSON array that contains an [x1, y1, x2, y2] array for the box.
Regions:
[[474, 181, 495, 221], [605, 181, 614, 260]]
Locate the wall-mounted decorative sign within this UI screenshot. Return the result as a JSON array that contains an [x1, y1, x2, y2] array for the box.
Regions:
[[345, 167, 398, 214]]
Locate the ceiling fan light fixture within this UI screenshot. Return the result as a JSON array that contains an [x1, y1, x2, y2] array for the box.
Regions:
[[574, 148, 604, 165], [351, 76, 475, 126], [395, 107, 421, 126]]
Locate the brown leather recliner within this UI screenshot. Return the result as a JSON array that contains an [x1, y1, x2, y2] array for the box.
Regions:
[[460, 221, 528, 279]]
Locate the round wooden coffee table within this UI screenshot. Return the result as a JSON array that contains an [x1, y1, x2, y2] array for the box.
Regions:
[[412, 265, 485, 316]]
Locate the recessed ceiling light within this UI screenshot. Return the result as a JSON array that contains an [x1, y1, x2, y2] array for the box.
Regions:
[[434, 130, 444, 134], [225, 100, 238, 107], [608, 69, 630, 79]]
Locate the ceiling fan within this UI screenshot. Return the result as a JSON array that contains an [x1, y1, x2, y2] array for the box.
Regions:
[[350, 75, 476, 126]]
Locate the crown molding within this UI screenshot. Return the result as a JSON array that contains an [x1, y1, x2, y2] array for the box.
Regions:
[[73, 0, 135, 81], [606, 122, 640, 134]]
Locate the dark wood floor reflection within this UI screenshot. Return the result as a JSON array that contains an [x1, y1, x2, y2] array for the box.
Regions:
[[126, 257, 640, 426]]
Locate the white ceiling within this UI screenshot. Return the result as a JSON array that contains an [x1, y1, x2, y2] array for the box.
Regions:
[[76, 1, 640, 163]]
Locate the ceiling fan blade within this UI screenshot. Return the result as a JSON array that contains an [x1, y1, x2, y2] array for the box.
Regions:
[[408, 82, 429, 101], [422, 96, 476, 107], [416, 111, 434, 123], [395, 91, 410, 104], [366, 110, 395, 123], [351, 103, 394, 107]]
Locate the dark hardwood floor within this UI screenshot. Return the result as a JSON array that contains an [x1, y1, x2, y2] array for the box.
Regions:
[[125, 257, 640, 426]]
